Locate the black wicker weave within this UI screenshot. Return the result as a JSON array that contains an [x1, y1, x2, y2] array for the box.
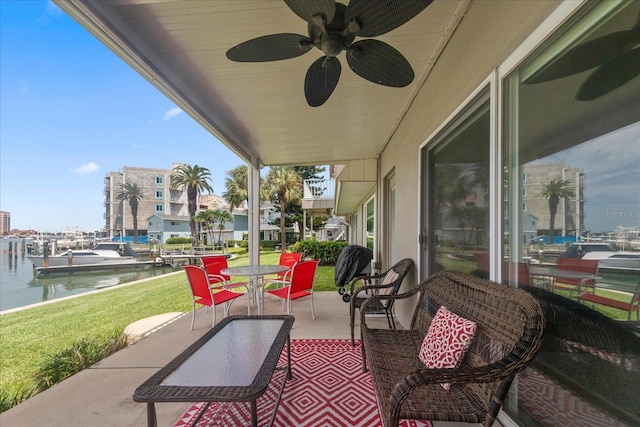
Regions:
[[360, 270, 545, 427], [349, 258, 414, 346]]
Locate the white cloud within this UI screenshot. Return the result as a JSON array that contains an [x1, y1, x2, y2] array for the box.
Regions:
[[163, 107, 183, 121], [37, 1, 63, 23], [71, 162, 100, 174], [45, 1, 63, 17]]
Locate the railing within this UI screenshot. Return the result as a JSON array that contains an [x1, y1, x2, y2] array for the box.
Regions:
[[303, 179, 334, 199]]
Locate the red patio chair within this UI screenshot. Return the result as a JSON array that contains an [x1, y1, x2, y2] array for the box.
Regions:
[[263, 259, 319, 319], [555, 257, 599, 294], [183, 264, 244, 330], [272, 251, 302, 282], [201, 255, 248, 291]]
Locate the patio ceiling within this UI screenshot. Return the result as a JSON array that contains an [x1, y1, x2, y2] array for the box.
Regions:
[[54, 0, 469, 169]]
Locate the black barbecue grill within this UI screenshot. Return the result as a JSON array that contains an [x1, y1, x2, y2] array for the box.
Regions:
[[335, 245, 373, 302]]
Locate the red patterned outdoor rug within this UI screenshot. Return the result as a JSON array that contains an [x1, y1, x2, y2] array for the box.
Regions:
[[173, 339, 431, 427]]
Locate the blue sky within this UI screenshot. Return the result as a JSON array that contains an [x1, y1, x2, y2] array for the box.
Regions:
[[1, 1, 637, 235], [536, 123, 640, 233], [1, 0, 244, 232]]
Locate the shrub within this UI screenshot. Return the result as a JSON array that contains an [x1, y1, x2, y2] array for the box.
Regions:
[[165, 237, 192, 244], [228, 239, 248, 248], [0, 382, 40, 413], [260, 240, 279, 249], [33, 331, 129, 389], [290, 240, 348, 264]]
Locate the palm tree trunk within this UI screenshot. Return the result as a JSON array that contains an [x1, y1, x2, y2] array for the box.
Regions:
[[132, 209, 139, 243], [280, 211, 286, 251], [548, 203, 557, 245], [188, 188, 198, 243]]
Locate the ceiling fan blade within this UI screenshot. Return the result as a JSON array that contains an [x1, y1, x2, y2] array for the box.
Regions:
[[576, 47, 640, 101], [525, 30, 640, 84], [344, 0, 433, 37], [226, 33, 311, 62], [305, 56, 341, 107], [284, 0, 335, 25], [346, 39, 414, 87]]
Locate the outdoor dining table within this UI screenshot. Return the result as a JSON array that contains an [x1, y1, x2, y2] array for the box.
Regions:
[[528, 264, 600, 293], [221, 265, 290, 315]]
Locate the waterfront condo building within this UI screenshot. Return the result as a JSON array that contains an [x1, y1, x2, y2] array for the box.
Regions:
[[0, 211, 10, 235], [104, 165, 190, 241]]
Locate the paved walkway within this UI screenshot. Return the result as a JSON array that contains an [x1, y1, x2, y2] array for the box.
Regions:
[[1, 291, 473, 427], [0, 292, 370, 426]]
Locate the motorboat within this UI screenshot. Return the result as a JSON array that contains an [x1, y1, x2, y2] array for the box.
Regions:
[[560, 243, 640, 271], [27, 243, 139, 268]]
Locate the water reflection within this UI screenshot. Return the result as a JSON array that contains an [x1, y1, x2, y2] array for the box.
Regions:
[[26, 267, 179, 303], [0, 239, 180, 311]]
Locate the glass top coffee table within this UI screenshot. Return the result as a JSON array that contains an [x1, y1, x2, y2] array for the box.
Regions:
[[133, 315, 295, 427]]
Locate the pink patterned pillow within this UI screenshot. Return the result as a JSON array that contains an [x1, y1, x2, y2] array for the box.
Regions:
[[419, 306, 477, 391], [378, 270, 400, 295]]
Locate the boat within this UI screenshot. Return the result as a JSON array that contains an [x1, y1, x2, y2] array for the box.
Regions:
[[44, 226, 95, 250], [559, 243, 640, 271], [27, 243, 139, 268]]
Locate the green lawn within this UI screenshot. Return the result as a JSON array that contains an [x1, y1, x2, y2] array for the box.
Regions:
[[554, 286, 636, 320], [0, 253, 337, 400]]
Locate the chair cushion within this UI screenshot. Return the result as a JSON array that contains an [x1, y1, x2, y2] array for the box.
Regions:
[[418, 305, 477, 391], [378, 270, 400, 295]]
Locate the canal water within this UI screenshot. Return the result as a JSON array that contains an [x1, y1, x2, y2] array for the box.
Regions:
[[0, 238, 179, 312]]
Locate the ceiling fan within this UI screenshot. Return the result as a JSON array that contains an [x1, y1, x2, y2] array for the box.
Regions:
[[226, 0, 433, 107], [524, 13, 640, 101]]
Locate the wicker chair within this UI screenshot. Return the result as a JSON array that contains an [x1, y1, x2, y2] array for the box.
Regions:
[[360, 270, 545, 427], [349, 258, 414, 346]]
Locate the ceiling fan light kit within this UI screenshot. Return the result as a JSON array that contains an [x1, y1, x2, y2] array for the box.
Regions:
[[226, 0, 433, 107]]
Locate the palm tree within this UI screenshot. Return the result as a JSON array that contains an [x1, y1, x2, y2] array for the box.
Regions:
[[541, 179, 575, 244], [117, 183, 146, 243], [264, 167, 302, 251], [222, 165, 249, 211], [170, 164, 214, 242], [212, 209, 233, 249], [195, 209, 216, 244]]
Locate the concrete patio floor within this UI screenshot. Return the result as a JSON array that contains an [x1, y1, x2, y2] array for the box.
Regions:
[[1, 291, 480, 427]]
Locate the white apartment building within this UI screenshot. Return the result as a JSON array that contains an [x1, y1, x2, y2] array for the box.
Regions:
[[104, 164, 189, 240]]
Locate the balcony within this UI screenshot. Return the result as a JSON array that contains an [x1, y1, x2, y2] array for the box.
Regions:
[[301, 178, 335, 215]]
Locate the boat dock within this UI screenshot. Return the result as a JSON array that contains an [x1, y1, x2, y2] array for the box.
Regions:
[[35, 260, 167, 275], [157, 252, 232, 266]]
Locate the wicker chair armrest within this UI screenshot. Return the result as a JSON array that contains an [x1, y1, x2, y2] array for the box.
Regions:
[[352, 281, 395, 299], [401, 362, 510, 389], [388, 362, 512, 421], [359, 287, 421, 327], [348, 273, 381, 294]]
